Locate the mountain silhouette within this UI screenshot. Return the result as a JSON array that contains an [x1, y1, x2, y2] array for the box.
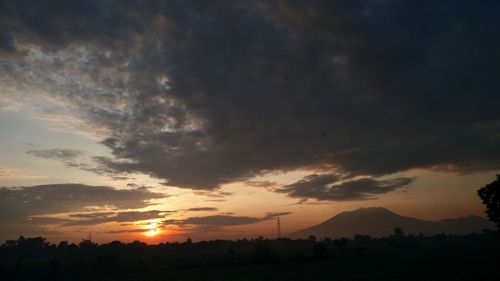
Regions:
[[291, 207, 494, 238]]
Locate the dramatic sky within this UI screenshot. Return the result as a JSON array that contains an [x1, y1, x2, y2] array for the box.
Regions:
[[0, 0, 499, 243]]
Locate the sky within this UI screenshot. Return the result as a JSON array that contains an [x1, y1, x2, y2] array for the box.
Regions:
[[0, 0, 499, 244]]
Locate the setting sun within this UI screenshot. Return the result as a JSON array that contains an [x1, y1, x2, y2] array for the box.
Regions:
[[144, 222, 160, 237], [144, 229, 159, 237]]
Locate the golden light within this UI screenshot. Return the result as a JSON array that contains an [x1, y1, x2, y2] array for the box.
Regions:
[[144, 221, 161, 237], [145, 229, 159, 237]]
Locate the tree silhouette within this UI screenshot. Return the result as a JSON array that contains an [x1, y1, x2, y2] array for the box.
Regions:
[[478, 175, 500, 228], [389, 227, 406, 248], [0, 232, 499, 280], [392, 227, 405, 237], [308, 235, 317, 243], [333, 238, 348, 256]]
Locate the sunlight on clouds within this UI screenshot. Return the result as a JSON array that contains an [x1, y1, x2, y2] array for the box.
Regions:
[[0, 166, 47, 179], [144, 221, 161, 237]]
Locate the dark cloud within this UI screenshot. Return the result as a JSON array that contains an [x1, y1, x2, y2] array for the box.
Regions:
[[27, 149, 116, 175], [164, 212, 290, 227], [26, 216, 69, 225], [0, 183, 166, 239], [0, 184, 166, 221], [1, 1, 499, 191], [193, 191, 234, 198], [69, 212, 116, 219], [183, 216, 261, 226], [27, 148, 84, 160], [0, 0, 139, 53], [186, 207, 218, 212], [278, 174, 414, 201], [245, 181, 278, 188], [106, 210, 169, 222], [63, 210, 171, 226], [107, 229, 148, 234]]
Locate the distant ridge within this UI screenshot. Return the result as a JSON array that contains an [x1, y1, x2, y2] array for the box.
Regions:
[[290, 207, 494, 238]]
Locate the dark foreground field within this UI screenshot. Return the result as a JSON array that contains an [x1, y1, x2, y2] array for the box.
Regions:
[[2, 231, 499, 281]]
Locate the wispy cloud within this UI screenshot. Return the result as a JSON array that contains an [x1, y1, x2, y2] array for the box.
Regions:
[[27, 148, 84, 160], [277, 174, 415, 201], [106, 229, 148, 234], [27, 149, 117, 175], [164, 212, 291, 227], [63, 210, 173, 226], [186, 207, 218, 212]]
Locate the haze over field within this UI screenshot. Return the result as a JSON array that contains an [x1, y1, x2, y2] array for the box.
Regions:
[[0, 0, 499, 243]]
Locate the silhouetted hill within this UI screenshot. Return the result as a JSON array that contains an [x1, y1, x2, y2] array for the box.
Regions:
[[291, 207, 494, 238]]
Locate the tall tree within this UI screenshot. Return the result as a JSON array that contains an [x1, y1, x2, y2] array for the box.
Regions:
[[478, 175, 500, 228]]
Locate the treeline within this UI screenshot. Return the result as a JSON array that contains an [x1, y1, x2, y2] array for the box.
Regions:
[[1, 229, 499, 280]]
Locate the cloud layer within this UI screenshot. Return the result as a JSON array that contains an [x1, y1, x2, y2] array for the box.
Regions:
[[64, 210, 172, 226], [1, 1, 499, 197], [186, 207, 218, 212], [0, 184, 166, 234], [0, 184, 165, 221], [27, 149, 114, 175], [278, 174, 414, 201], [164, 212, 291, 227], [0, 183, 167, 237]]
